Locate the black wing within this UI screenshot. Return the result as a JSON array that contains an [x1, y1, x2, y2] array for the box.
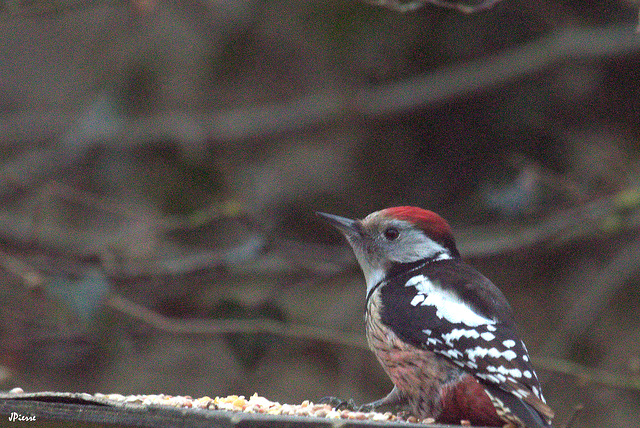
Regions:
[[378, 259, 553, 426]]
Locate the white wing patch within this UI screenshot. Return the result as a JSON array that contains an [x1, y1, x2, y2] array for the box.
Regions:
[[441, 327, 480, 344], [487, 365, 524, 379], [481, 332, 496, 341], [410, 294, 424, 306], [434, 252, 452, 261], [466, 346, 518, 362], [405, 274, 495, 327]]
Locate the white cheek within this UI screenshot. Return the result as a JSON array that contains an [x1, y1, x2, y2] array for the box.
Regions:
[[392, 235, 450, 263], [364, 267, 385, 296], [349, 241, 388, 294]]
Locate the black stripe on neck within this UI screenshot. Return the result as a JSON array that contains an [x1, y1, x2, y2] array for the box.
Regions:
[[386, 257, 434, 280], [365, 253, 450, 301]]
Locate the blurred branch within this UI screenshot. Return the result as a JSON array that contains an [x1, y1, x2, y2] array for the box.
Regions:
[[540, 235, 640, 358], [156, 236, 266, 276], [363, 0, 504, 14], [424, 0, 504, 14], [35, 180, 150, 219], [0, 0, 127, 19], [564, 405, 585, 428], [456, 191, 622, 258], [0, 184, 636, 278], [0, 248, 45, 289], [0, 25, 637, 146], [276, 239, 356, 274], [107, 293, 640, 392], [0, 179, 268, 277], [105, 293, 369, 350], [356, 24, 640, 116], [0, 147, 85, 198], [362, 0, 425, 12], [534, 356, 640, 391]]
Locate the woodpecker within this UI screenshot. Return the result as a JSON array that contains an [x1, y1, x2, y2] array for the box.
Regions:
[[317, 206, 554, 428]]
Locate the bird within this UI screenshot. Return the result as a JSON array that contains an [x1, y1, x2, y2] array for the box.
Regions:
[[317, 206, 554, 427]]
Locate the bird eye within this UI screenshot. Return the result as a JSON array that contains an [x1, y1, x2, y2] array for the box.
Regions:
[[384, 227, 399, 241]]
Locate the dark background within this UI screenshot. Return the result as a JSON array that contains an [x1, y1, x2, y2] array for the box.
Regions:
[[1, 1, 639, 427]]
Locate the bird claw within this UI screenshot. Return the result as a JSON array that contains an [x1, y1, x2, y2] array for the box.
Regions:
[[356, 402, 377, 413], [318, 396, 358, 410]]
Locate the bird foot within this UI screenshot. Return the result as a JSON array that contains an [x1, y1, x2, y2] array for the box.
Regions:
[[318, 396, 358, 411], [356, 402, 378, 412]]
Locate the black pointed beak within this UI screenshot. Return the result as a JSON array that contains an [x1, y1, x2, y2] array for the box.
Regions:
[[316, 212, 359, 236]]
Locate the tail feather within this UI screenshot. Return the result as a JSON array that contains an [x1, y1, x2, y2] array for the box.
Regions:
[[484, 384, 553, 428]]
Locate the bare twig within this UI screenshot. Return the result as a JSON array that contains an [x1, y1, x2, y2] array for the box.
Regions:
[[424, 0, 504, 14], [563, 404, 584, 428], [0, 26, 637, 147], [534, 356, 640, 391], [158, 236, 266, 276], [104, 293, 369, 350], [355, 25, 640, 116], [363, 0, 504, 14], [0, 0, 127, 19], [0, 249, 45, 289], [0, 186, 635, 278], [275, 239, 356, 274], [107, 293, 640, 392], [0, 147, 86, 198], [540, 236, 640, 359], [456, 192, 619, 258], [362, 0, 424, 12], [34, 181, 150, 219], [0, 178, 267, 277]]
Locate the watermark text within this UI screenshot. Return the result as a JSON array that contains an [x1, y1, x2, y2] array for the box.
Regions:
[[8, 412, 36, 422]]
